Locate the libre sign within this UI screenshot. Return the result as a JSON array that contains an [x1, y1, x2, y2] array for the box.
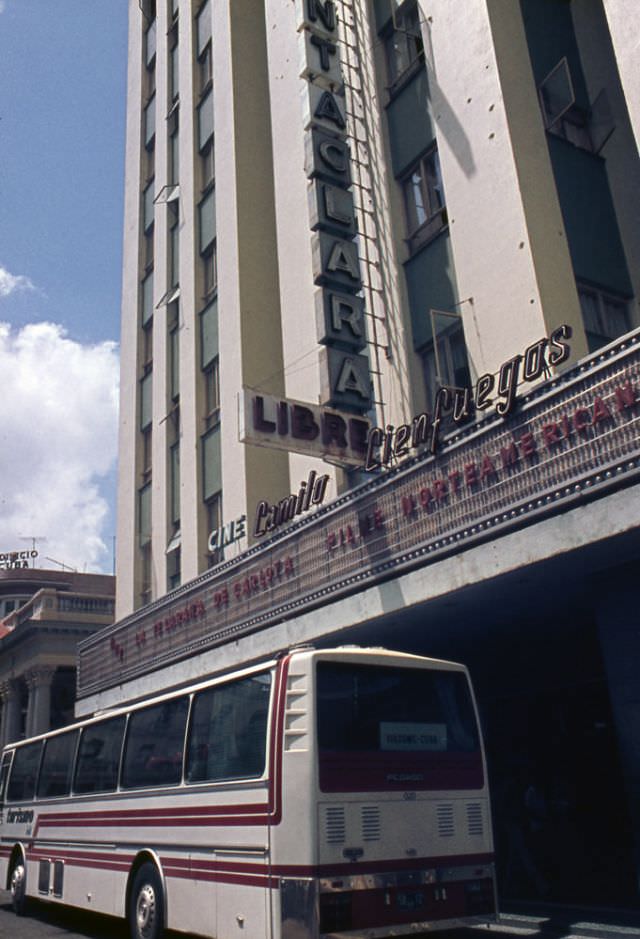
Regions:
[[239, 388, 370, 466]]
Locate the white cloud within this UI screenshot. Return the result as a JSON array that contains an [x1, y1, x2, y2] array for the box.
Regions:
[[0, 3, 6, 14], [0, 265, 35, 299], [0, 322, 119, 572]]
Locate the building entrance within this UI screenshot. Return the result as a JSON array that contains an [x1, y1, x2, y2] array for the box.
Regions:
[[485, 679, 635, 906]]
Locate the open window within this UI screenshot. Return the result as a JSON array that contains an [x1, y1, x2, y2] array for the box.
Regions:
[[538, 58, 615, 154], [384, 0, 424, 92], [422, 309, 471, 417]]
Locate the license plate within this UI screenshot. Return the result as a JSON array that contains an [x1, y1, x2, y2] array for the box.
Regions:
[[396, 890, 425, 910]]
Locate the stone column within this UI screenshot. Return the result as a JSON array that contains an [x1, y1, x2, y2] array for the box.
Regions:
[[25, 667, 56, 739], [0, 679, 23, 747]]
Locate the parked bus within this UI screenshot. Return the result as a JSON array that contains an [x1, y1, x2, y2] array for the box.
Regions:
[[0, 646, 496, 938]]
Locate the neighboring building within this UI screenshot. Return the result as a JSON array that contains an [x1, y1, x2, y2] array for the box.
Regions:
[[0, 569, 115, 747], [111, 0, 640, 908]]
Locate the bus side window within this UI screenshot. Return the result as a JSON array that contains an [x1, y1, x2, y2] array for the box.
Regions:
[[37, 731, 79, 799], [7, 741, 43, 803], [186, 673, 272, 783], [74, 716, 126, 795], [0, 751, 14, 805], [121, 696, 189, 789]]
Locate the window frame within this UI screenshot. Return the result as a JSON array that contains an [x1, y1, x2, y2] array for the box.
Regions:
[[401, 146, 447, 253], [383, 0, 424, 94], [185, 671, 273, 786], [578, 283, 631, 352], [72, 716, 127, 796]]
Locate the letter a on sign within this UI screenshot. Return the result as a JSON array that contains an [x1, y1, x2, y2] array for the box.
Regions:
[[337, 357, 370, 399]]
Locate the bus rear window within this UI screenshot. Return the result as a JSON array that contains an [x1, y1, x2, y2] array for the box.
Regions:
[[317, 662, 483, 792]]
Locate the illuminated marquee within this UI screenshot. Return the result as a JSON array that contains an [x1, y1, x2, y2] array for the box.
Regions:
[[78, 335, 640, 698]]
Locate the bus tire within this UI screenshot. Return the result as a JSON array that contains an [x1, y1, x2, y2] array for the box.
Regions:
[[9, 856, 27, 916], [129, 862, 165, 939]]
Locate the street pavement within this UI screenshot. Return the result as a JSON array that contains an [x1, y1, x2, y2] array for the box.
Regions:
[[1, 890, 639, 939]]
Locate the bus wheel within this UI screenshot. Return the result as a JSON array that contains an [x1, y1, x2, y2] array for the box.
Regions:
[[9, 857, 27, 916], [129, 863, 165, 939]]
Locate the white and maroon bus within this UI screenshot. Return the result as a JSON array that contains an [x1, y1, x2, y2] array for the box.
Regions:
[[0, 646, 496, 938]]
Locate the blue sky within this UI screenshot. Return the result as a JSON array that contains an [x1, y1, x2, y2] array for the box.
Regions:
[[0, 0, 128, 572], [0, 0, 128, 342]]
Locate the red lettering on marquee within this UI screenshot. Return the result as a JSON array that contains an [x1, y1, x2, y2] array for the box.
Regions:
[[592, 396, 612, 425], [520, 432, 537, 459], [464, 463, 478, 488]]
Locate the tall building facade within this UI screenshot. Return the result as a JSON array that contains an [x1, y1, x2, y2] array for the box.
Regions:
[[102, 0, 640, 908], [117, 0, 638, 618], [117, 0, 640, 615]]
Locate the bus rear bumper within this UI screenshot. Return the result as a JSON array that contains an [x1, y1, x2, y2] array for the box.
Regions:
[[281, 863, 497, 938]]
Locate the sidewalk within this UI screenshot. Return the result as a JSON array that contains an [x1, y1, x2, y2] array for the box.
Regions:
[[484, 902, 640, 939]]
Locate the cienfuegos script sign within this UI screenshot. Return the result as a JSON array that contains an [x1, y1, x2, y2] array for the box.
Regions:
[[364, 325, 572, 470]]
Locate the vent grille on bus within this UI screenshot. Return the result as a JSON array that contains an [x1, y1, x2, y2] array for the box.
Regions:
[[361, 805, 381, 841], [437, 803, 455, 837], [467, 802, 483, 836], [325, 806, 346, 844]]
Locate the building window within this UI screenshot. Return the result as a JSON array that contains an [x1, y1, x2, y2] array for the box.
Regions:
[[196, 0, 212, 97], [169, 124, 179, 186], [140, 371, 153, 434], [142, 426, 152, 478], [200, 139, 214, 192], [168, 200, 180, 289], [578, 284, 630, 352], [170, 441, 180, 528], [421, 313, 471, 414], [384, 0, 424, 91], [203, 358, 220, 428], [169, 0, 179, 23], [538, 58, 614, 155], [202, 243, 217, 301], [144, 17, 157, 68], [144, 94, 156, 149], [169, 30, 179, 106], [197, 87, 214, 152], [142, 320, 153, 370], [200, 298, 218, 425], [206, 491, 222, 568], [167, 547, 181, 590], [202, 424, 221, 503], [141, 271, 154, 328], [143, 179, 155, 233], [402, 147, 446, 252], [169, 323, 180, 402], [140, 542, 152, 606], [139, 484, 152, 548], [199, 41, 212, 96], [143, 225, 154, 271]]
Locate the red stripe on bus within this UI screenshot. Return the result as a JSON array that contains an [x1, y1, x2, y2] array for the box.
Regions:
[[36, 802, 268, 821], [21, 658, 292, 846], [167, 868, 279, 889], [36, 814, 271, 830]]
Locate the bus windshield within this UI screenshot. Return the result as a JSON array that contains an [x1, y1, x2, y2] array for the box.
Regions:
[[317, 662, 483, 792]]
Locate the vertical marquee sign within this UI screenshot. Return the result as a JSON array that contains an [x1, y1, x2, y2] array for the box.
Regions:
[[296, 0, 373, 414]]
